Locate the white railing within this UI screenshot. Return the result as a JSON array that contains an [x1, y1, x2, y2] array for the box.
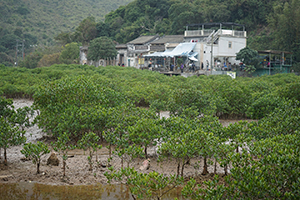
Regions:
[[233, 30, 247, 37], [203, 30, 214, 36], [185, 30, 201, 37], [185, 29, 214, 37], [185, 29, 246, 38]]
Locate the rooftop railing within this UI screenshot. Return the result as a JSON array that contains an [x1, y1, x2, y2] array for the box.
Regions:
[[185, 29, 246, 37]]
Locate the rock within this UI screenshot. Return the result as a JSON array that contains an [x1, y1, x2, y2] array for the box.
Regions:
[[0, 175, 13, 181], [139, 159, 150, 171], [47, 153, 59, 166], [20, 157, 31, 162], [100, 161, 111, 168]]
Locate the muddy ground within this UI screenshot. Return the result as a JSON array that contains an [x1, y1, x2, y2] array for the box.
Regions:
[[0, 99, 237, 186]]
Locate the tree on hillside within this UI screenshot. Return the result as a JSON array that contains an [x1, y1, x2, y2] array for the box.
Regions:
[[59, 42, 80, 64], [19, 51, 43, 69], [87, 37, 118, 61], [74, 16, 97, 45], [268, 0, 300, 62], [96, 22, 111, 38], [236, 47, 258, 66], [54, 32, 74, 46]]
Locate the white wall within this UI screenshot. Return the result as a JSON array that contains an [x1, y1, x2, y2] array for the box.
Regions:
[[80, 50, 87, 65], [195, 43, 214, 69], [193, 35, 246, 69], [217, 36, 246, 58]]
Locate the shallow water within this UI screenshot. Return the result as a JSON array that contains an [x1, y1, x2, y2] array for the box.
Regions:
[[0, 182, 183, 200]]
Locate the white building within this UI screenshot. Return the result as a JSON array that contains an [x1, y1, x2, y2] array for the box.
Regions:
[[125, 35, 160, 68], [141, 23, 246, 71], [183, 22, 247, 69]]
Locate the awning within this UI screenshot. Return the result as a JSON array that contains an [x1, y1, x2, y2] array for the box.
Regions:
[[143, 43, 196, 58], [144, 52, 164, 57], [163, 43, 196, 58], [188, 51, 198, 61], [189, 56, 198, 61], [144, 49, 172, 57]]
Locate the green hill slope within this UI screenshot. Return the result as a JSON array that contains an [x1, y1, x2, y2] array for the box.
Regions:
[[0, 0, 133, 45]]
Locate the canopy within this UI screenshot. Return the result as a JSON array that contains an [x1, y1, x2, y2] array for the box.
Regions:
[[164, 43, 196, 57], [144, 49, 172, 57], [144, 43, 197, 58], [189, 56, 198, 61], [188, 51, 198, 61]]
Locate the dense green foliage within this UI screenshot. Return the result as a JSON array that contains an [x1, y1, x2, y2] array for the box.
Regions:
[[101, 0, 300, 63], [105, 167, 184, 200], [0, 0, 132, 66], [87, 37, 118, 61], [2, 0, 300, 68], [59, 42, 80, 64], [1, 64, 300, 119], [0, 0, 132, 45], [1, 64, 300, 198]]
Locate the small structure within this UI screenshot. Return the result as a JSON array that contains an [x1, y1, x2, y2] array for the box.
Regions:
[[79, 46, 88, 65], [126, 35, 160, 68], [79, 46, 117, 67], [116, 44, 127, 66], [253, 50, 293, 76]]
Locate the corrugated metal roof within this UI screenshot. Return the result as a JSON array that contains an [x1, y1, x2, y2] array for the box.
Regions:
[[151, 35, 184, 44], [127, 35, 159, 45], [257, 50, 293, 54]]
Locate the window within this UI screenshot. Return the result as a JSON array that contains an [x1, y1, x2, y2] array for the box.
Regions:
[[228, 41, 232, 49]]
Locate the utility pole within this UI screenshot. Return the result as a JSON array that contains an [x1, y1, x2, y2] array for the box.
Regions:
[[22, 39, 25, 60], [15, 40, 25, 66], [211, 34, 214, 75], [15, 40, 19, 66]]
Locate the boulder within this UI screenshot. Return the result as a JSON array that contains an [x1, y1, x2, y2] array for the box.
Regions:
[[139, 159, 150, 171], [47, 153, 59, 166]]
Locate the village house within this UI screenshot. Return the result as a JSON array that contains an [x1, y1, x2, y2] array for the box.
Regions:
[[149, 35, 184, 53], [125, 35, 160, 68], [142, 22, 247, 71], [80, 22, 246, 71], [183, 22, 247, 70]]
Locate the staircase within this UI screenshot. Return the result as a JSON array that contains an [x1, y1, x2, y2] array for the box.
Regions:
[[205, 29, 221, 44]]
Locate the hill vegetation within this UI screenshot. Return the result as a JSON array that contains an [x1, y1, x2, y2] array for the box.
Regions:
[[55, 0, 300, 66], [101, 0, 300, 62], [0, 0, 133, 65], [1, 0, 299, 70]]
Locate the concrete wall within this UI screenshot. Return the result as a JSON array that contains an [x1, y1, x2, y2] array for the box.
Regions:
[[193, 35, 246, 69]]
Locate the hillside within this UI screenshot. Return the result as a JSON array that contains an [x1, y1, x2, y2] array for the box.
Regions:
[[0, 0, 133, 46]]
